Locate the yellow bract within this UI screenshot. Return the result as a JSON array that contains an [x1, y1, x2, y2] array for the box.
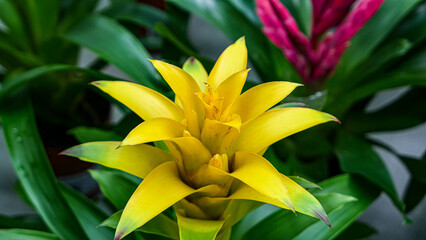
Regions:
[[63, 37, 338, 240]]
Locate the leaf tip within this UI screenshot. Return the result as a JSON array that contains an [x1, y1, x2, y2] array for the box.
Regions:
[[114, 231, 124, 240], [314, 210, 331, 228]]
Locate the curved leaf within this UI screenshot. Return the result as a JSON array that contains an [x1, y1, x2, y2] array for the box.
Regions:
[[63, 15, 165, 91], [0, 64, 119, 102], [0, 95, 88, 240]]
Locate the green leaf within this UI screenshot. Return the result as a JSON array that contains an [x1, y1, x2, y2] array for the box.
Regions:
[[100, 210, 179, 240], [327, 70, 426, 115], [59, 0, 99, 31], [231, 174, 373, 240], [63, 15, 165, 91], [227, 0, 260, 27], [60, 183, 115, 239], [89, 169, 139, 209], [168, 0, 301, 83], [0, 64, 119, 102], [289, 176, 321, 189], [154, 23, 213, 69], [291, 175, 379, 240], [177, 213, 224, 240], [103, 2, 167, 30], [22, 0, 60, 46], [0, 94, 88, 239], [404, 178, 426, 213], [0, 0, 31, 50], [390, 2, 426, 45], [349, 38, 412, 88], [335, 131, 404, 212], [401, 155, 426, 186], [0, 229, 59, 240], [0, 214, 47, 231], [68, 126, 123, 143], [335, 221, 377, 240], [329, 0, 421, 89], [345, 88, 426, 133]]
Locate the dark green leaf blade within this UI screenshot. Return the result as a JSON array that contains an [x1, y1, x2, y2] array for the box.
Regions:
[[0, 64, 120, 102], [0, 94, 88, 240], [68, 126, 123, 143], [0, 229, 59, 240], [60, 183, 115, 239], [103, 2, 167, 30], [0, 214, 47, 231], [335, 131, 404, 212], [63, 15, 165, 91], [89, 169, 139, 210]]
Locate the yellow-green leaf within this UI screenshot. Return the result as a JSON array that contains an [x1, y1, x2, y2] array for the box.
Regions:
[[61, 141, 173, 179], [183, 57, 208, 92]]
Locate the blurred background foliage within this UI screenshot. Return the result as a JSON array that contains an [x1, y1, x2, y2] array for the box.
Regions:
[[0, 0, 425, 239]]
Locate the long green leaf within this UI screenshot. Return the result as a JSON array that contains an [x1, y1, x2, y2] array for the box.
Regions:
[[89, 169, 139, 210], [0, 0, 30, 50], [22, 0, 60, 46], [103, 2, 168, 30], [292, 175, 380, 239], [59, 0, 99, 31], [345, 88, 426, 133], [327, 70, 426, 115], [0, 64, 120, 102], [0, 94, 88, 240], [0, 229, 59, 240], [0, 214, 47, 231], [69, 126, 123, 143], [60, 183, 115, 239], [335, 131, 404, 212], [63, 15, 165, 91]]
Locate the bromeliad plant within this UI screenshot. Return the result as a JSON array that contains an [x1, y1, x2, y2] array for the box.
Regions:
[[63, 38, 338, 239]]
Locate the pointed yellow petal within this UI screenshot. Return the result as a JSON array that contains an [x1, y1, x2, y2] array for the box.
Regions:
[[91, 81, 183, 121], [230, 151, 294, 211], [231, 81, 301, 122], [150, 60, 204, 137], [120, 118, 185, 147], [237, 108, 338, 153], [183, 57, 208, 92], [207, 37, 247, 88], [176, 211, 225, 240], [166, 137, 212, 172], [226, 179, 329, 225], [217, 69, 250, 111], [115, 162, 196, 240], [281, 174, 330, 226], [61, 142, 173, 179]]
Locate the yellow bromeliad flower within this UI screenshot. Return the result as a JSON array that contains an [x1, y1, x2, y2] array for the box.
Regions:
[[63, 37, 338, 240]]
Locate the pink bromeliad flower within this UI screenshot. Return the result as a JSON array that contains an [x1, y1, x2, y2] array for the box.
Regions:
[[256, 0, 385, 87]]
